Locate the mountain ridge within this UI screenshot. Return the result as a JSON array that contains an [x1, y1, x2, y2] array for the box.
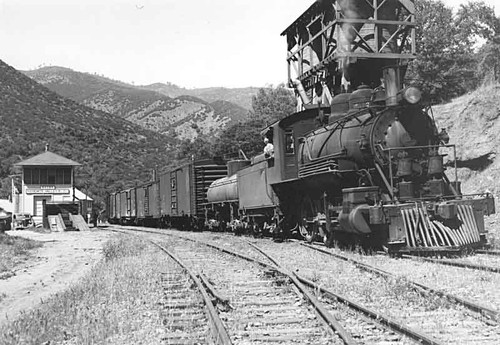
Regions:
[[23, 66, 255, 140], [0, 60, 176, 207]]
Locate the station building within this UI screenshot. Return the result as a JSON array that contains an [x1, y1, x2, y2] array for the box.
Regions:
[[14, 150, 93, 225]]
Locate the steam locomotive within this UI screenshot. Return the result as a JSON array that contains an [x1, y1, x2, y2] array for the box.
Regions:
[[205, 0, 495, 253], [108, 0, 495, 254]]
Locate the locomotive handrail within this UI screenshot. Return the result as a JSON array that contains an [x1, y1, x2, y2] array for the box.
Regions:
[[379, 143, 456, 151], [393, 193, 494, 204], [377, 143, 458, 195]]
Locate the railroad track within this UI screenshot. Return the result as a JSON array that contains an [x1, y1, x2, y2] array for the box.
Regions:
[[403, 254, 500, 273], [475, 249, 500, 256], [115, 226, 441, 344], [111, 226, 500, 343], [114, 227, 346, 344], [116, 233, 231, 344], [239, 239, 500, 345], [157, 229, 500, 344], [297, 242, 500, 321]]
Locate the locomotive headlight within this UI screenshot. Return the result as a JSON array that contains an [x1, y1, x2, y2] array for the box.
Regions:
[[402, 87, 422, 104]]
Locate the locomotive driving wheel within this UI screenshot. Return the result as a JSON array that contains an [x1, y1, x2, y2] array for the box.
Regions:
[[298, 196, 329, 244]]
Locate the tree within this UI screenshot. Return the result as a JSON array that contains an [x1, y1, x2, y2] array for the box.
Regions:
[[251, 84, 296, 124], [408, 0, 470, 102], [477, 35, 500, 83], [407, 0, 499, 102], [455, 1, 500, 46], [212, 85, 297, 159], [212, 118, 266, 159], [175, 137, 213, 160]]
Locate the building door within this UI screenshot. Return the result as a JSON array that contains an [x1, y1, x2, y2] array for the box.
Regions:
[[33, 196, 52, 216]]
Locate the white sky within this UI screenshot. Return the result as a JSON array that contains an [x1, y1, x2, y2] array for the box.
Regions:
[[0, 0, 498, 88]]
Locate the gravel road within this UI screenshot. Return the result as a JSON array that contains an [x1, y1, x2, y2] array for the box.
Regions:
[[0, 229, 111, 327]]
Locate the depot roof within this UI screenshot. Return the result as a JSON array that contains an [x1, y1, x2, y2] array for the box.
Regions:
[[14, 151, 81, 167]]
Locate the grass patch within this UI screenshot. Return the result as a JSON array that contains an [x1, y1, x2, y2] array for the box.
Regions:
[[0, 234, 43, 273], [0, 235, 171, 344]]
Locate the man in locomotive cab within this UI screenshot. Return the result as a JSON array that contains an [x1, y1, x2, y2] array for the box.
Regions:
[[263, 137, 274, 158], [263, 128, 274, 158]]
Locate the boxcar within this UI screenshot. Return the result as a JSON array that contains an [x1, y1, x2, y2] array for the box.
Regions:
[[159, 159, 227, 229], [110, 159, 227, 229]]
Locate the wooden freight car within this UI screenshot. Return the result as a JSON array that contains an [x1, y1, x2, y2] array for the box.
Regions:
[[110, 159, 227, 228], [158, 159, 227, 229]]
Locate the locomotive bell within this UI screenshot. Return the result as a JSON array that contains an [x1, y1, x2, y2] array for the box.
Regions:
[[372, 88, 386, 104]]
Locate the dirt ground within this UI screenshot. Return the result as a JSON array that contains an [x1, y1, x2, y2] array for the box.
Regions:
[[0, 229, 112, 327]]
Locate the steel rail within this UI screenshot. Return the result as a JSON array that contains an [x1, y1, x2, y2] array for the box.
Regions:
[[186, 238, 357, 345], [146, 228, 445, 345], [300, 242, 500, 321], [116, 228, 356, 344], [246, 241, 443, 345], [243, 242, 357, 345], [403, 254, 500, 274], [475, 249, 500, 256], [110, 229, 232, 345]]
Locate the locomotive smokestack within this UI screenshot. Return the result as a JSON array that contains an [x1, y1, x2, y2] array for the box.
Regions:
[[383, 66, 401, 106]]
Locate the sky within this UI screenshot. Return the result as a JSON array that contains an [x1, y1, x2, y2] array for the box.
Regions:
[[0, 0, 498, 89]]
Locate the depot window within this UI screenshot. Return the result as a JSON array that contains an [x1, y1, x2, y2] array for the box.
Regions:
[[23, 167, 72, 185]]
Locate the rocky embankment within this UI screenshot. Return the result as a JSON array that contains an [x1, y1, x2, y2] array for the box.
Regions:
[[433, 83, 500, 196]]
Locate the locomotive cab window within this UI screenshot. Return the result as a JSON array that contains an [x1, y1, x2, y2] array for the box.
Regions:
[[285, 130, 294, 154]]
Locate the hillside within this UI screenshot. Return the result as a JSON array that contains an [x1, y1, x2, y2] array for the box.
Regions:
[[0, 60, 176, 207], [24, 67, 252, 140], [432, 84, 500, 196], [143, 83, 259, 110]]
